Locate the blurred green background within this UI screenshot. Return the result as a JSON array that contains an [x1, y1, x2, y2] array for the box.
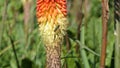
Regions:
[[0, 0, 114, 68]]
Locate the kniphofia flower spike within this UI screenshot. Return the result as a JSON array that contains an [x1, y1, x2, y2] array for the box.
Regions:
[[36, 0, 68, 44], [36, 0, 68, 68]]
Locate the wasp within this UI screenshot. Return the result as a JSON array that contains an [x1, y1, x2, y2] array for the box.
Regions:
[[54, 25, 60, 32]]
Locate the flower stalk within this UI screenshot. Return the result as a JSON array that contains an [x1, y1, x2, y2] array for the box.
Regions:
[[100, 0, 109, 68]]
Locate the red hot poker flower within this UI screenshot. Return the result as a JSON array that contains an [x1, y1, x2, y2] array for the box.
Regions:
[[36, 0, 68, 44], [36, 0, 68, 68]]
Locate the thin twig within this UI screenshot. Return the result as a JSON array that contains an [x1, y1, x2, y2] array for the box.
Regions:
[[22, 0, 32, 49], [75, 0, 84, 54]]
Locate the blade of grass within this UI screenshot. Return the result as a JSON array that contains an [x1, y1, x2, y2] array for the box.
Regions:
[[114, 0, 120, 67], [0, 40, 19, 56], [80, 26, 90, 68], [76, 40, 100, 57], [0, 0, 8, 46], [115, 20, 120, 68]]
